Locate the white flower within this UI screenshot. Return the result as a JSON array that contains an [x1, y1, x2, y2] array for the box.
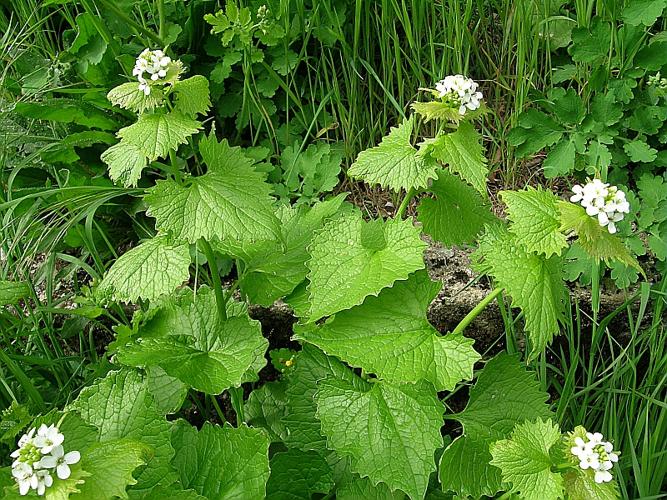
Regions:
[[570, 180, 631, 233], [579, 453, 600, 470], [595, 469, 613, 483], [434, 75, 483, 116], [34, 424, 64, 454], [16, 428, 36, 450], [33, 470, 53, 496], [570, 436, 587, 457], [133, 48, 175, 96], [39, 445, 80, 480]]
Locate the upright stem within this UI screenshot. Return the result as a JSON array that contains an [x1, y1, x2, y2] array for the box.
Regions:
[[96, 0, 164, 46], [200, 239, 227, 321], [157, 0, 165, 41], [452, 287, 504, 335], [396, 187, 416, 219]]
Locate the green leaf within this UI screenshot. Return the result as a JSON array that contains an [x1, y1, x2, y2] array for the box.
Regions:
[[591, 93, 623, 127], [145, 366, 189, 414], [420, 122, 488, 195], [145, 133, 280, 245], [623, 140, 658, 163], [107, 82, 164, 113], [417, 170, 495, 246], [266, 450, 334, 499], [116, 288, 268, 394], [411, 100, 486, 123], [99, 235, 190, 303], [282, 345, 357, 451], [316, 376, 444, 500], [569, 19, 611, 64], [69, 369, 176, 492], [336, 476, 404, 500], [296, 271, 479, 391], [234, 194, 348, 306], [245, 381, 289, 442], [623, 0, 667, 26], [475, 226, 566, 357], [12, 100, 116, 130], [558, 201, 643, 274], [490, 419, 563, 500], [117, 111, 200, 161], [140, 484, 206, 500], [509, 109, 563, 158], [563, 469, 621, 500], [100, 141, 148, 188], [74, 439, 150, 500], [0, 280, 30, 306], [172, 76, 212, 118], [543, 139, 576, 178], [305, 213, 426, 322], [439, 354, 553, 498], [171, 420, 270, 500], [501, 187, 568, 257], [551, 88, 585, 125], [347, 116, 440, 192]]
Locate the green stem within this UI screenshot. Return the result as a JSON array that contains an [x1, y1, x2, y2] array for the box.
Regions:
[[200, 239, 227, 321], [396, 187, 416, 219], [228, 387, 245, 423], [96, 0, 164, 46], [157, 0, 165, 41], [210, 395, 226, 424], [452, 288, 504, 336]]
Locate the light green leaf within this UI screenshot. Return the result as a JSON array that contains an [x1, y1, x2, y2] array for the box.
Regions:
[[316, 376, 444, 500], [266, 450, 333, 499], [623, 0, 667, 26], [411, 100, 485, 123], [145, 366, 189, 414], [417, 170, 495, 246], [68, 369, 176, 493], [282, 345, 358, 451], [116, 288, 268, 394], [501, 187, 568, 257], [475, 226, 566, 357], [140, 484, 206, 500], [305, 213, 426, 322], [234, 194, 348, 306], [117, 111, 200, 161], [107, 82, 164, 113], [0, 280, 30, 306], [74, 439, 150, 500], [543, 139, 576, 178], [558, 201, 643, 274], [439, 354, 553, 498], [348, 116, 440, 192], [490, 419, 564, 500], [296, 271, 479, 391], [99, 235, 190, 303], [336, 476, 404, 500], [171, 420, 270, 500], [420, 122, 488, 195], [100, 141, 147, 188], [145, 133, 279, 245], [172, 76, 212, 118]]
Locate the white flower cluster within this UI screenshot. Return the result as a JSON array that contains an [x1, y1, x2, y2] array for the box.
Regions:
[[570, 179, 630, 234], [570, 431, 620, 484], [11, 424, 81, 496], [133, 49, 172, 96], [435, 75, 483, 116]]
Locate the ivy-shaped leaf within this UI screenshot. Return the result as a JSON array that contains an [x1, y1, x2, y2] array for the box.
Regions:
[[116, 288, 267, 394], [439, 354, 553, 498], [490, 419, 564, 500], [172, 76, 212, 118], [145, 133, 280, 246], [68, 369, 177, 492], [107, 82, 164, 113], [117, 111, 200, 161], [475, 225, 566, 357], [296, 271, 479, 391], [347, 116, 440, 192], [417, 170, 495, 246], [501, 187, 568, 257], [100, 141, 147, 188], [304, 213, 426, 322], [420, 122, 489, 195], [99, 235, 190, 303], [558, 201, 643, 274], [171, 420, 270, 500], [316, 375, 444, 500]]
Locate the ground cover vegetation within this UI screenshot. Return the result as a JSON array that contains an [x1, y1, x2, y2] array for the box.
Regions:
[[0, 0, 665, 498]]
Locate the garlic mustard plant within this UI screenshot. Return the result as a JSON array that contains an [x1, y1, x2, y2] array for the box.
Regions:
[[132, 49, 181, 95], [570, 179, 630, 234], [10, 424, 80, 496], [570, 431, 620, 484], [435, 75, 483, 115]]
